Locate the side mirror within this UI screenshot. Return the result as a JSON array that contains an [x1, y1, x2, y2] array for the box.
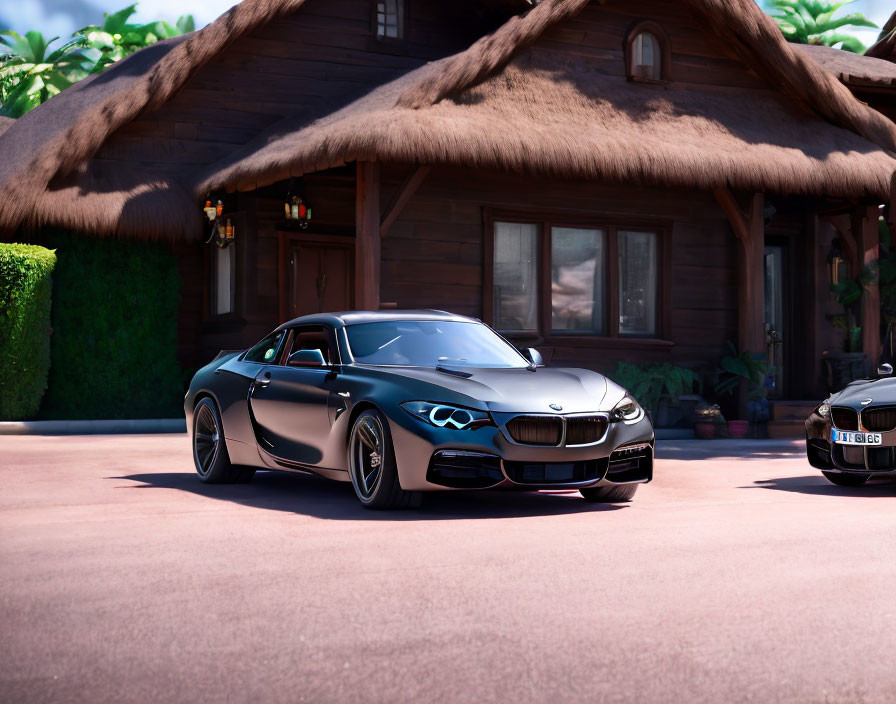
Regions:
[[878, 363, 893, 377], [289, 349, 326, 367], [521, 347, 544, 366]]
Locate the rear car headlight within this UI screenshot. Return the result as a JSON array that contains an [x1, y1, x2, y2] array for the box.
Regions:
[[612, 396, 644, 423], [401, 402, 492, 430], [817, 401, 830, 418]]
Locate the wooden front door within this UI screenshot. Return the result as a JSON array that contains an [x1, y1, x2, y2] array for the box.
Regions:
[[279, 233, 354, 321]]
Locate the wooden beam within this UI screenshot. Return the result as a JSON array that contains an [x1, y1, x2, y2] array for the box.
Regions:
[[856, 205, 881, 366], [355, 161, 381, 311], [380, 165, 430, 238], [712, 188, 749, 241], [715, 189, 764, 418]]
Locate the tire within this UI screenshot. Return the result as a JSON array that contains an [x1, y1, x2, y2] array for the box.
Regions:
[[821, 470, 869, 487], [348, 409, 421, 509], [192, 397, 255, 484], [580, 483, 638, 502]]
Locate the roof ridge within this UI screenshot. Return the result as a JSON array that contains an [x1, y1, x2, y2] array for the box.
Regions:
[[396, 0, 590, 110]]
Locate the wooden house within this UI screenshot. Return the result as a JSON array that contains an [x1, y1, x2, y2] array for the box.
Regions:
[[2, 0, 896, 427]]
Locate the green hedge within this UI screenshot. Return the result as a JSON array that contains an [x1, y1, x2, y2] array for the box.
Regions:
[[41, 233, 183, 419], [0, 244, 56, 420]]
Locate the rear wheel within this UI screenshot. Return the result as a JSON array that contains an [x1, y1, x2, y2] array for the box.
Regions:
[[580, 484, 638, 502], [348, 409, 421, 509], [192, 398, 255, 484], [821, 470, 869, 487]]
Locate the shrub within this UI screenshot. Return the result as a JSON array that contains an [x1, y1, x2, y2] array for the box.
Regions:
[[0, 244, 56, 419], [41, 232, 183, 419], [610, 361, 702, 417]]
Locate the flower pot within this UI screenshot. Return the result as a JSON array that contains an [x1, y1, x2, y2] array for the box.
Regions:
[[727, 420, 749, 438], [694, 422, 715, 439]]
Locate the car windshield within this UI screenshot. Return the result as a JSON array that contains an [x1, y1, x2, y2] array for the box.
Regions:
[[345, 320, 529, 368]]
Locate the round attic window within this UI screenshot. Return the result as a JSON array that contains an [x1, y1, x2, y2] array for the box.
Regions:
[[631, 32, 661, 80]]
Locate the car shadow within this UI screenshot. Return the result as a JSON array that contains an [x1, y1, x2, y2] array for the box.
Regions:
[[110, 470, 628, 520], [744, 475, 896, 497]]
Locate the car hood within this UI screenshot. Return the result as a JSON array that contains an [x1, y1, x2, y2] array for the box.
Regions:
[[362, 365, 622, 413], [832, 377, 896, 408]]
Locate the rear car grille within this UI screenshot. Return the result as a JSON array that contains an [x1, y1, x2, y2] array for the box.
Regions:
[[565, 416, 609, 445], [503, 459, 607, 485], [862, 406, 896, 432], [831, 406, 858, 431], [506, 416, 562, 446]]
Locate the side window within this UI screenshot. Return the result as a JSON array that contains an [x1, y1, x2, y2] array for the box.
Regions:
[[376, 0, 404, 40], [244, 331, 286, 363], [283, 326, 337, 366]]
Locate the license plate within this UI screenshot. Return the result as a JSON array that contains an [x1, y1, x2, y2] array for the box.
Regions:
[[831, 429, 882, 445]]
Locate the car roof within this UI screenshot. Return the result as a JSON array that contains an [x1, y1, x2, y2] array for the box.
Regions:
[[276, 310, 479, 330]]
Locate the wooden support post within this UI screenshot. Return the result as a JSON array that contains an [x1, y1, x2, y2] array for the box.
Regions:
[[855, 205, 880, 367], [355, 161, 381, 311], [380, 165, 430, 239], [714, 189, 765, 418]]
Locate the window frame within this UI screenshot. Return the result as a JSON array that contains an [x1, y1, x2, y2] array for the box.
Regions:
[[483, 208, 671, 348], [278, 324, 342, 368], [624, 20, 673, 84], [370, 0, 407, 51]]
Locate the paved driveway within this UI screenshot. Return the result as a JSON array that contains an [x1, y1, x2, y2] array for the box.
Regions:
[[2, 435, 896, 703]]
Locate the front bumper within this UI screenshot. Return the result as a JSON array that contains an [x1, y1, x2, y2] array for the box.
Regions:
[[806, 412, 896, 473], [388, 411, 655, 491]]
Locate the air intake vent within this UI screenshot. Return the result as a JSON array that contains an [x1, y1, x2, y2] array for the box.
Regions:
[[862, 406, 896, 432], [506, 416, 562, 446], [831, 406, 858, 431]]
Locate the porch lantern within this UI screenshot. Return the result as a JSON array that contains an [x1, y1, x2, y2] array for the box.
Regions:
[[284, 194, 313, 229], [827, 239, 847, 285], [205, 217, 236, 248]]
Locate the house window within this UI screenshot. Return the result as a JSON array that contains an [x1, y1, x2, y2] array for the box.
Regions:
[[626, 22, 670, 82], [618, 230, 658, 335], [376, 0, 404, 40], [494, 221, 538, 332], [488, 216, 664, 339], [213, 245, 234, 316]]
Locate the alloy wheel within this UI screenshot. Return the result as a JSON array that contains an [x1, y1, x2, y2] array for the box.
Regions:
[[350, 415, 384, 500], [194, 403, 220, 477]]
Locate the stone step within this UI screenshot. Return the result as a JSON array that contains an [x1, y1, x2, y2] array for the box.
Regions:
[[770, 400, 819, 421], [766, 420, 806, 439]]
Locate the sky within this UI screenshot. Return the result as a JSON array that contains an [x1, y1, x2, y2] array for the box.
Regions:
[[0, 0, 891, 46]]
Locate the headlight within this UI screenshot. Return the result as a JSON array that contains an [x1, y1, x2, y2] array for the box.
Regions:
[[817, 401, 830, 418], [400, 401, 493, 430], [612, 396, 643, 423]]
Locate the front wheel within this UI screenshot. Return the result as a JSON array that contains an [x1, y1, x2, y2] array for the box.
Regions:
[[348, 409, 421, 509], [580, 484, 638, 502], [192, 398, 255, 484], [821, 470, 869, 487]]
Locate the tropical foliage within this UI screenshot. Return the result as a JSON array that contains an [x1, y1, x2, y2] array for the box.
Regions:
[[611, 362, 703, 418], [0, 4, 195, 117], [766, 0, 878, 53], [715, 342, 769, 399]]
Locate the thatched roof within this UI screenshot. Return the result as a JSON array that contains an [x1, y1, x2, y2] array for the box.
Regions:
[[793, 44, 896, 88], [197, 47, 896, 200], [1, 0, 896, 240], [867, 11, 896, 62], [0, 116, 15, 138]]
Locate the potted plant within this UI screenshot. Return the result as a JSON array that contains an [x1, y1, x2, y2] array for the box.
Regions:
[[611, 362, 702, 428], [715, 342, 769, 438]]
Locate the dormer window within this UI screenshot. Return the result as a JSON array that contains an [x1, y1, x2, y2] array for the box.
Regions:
[[376, 0, 404, 40], [632, 32, 661, 79], [625, 21, 671, 83]]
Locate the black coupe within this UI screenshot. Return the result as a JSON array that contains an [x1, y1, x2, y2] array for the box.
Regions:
[[185, 310, 655, 508]]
